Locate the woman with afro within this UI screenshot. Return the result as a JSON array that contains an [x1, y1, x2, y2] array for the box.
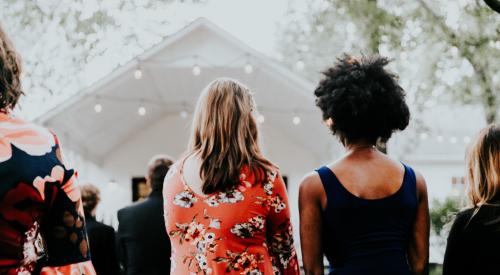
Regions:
[[299, 55, 429, 275]]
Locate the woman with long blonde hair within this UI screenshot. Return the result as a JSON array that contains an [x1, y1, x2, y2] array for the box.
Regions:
[[443, 124, 500, 274], [163, 78, 299, 275]]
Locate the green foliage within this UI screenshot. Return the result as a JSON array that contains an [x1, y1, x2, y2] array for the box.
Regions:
[[0, 0, 203, 118], [278, 0, 500, 123], [430, 196, 461, 236]]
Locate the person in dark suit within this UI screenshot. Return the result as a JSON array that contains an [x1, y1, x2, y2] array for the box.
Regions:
[[80, 184, 120, 275], [117, 155, 174, 275]]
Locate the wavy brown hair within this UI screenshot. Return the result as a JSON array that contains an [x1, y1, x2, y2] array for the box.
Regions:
[[188, 78, 273, 194], [0, 24, 23, 111], [467, 124, 500, 207]]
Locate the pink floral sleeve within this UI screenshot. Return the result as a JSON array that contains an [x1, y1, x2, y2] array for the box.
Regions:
[[265, 171, 299, 275]]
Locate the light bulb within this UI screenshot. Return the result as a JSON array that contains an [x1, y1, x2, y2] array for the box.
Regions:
[[244, 63, 253, 74], [419, 133, 428, 140], [180, 110, 188, 118], [192, 65, 201, 76], [94, 103, 102, 113], [463, 136, 471, 144], [450, 136, 458, 144], [295, 60, 305, 71], [437, 135, 444, 143], [257, 114, 265, 124], [138, 106, 146, 116], [292, 116, 301, 125], [134, 68, 143, 79]]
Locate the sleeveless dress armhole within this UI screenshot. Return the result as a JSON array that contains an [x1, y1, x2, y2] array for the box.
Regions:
[[315, 166, 338, 208], [401, 163, 417, 201]]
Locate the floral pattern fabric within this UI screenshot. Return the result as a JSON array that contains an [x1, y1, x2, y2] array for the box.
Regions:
[[163, 160, 299, 275], [0, 113, 95, 274]]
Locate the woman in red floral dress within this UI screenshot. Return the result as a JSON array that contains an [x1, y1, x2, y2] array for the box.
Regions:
[[163, 78, 299, 275], [0, 25, 95, 274]]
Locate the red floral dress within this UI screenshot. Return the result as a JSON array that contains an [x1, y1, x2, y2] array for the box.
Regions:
[[0, 113, 95, 274], [163, 159, 299, 275]]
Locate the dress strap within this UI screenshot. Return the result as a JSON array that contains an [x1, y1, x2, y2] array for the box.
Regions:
[[315, 166, 343, 202], [401, 163, 417, 200]]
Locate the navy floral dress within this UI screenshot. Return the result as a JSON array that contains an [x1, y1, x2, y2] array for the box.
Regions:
[[0, 113, 95, 274]]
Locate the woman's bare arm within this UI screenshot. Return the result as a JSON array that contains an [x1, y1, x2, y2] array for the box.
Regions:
[[408, 171, 430, 275], [299, 172, 326, 275]]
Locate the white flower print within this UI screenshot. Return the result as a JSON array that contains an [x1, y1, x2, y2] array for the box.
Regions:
[[263, 182, 274, 195], [230, 223, 254, 238], [230, 215, 265, 238], [204, 232, 216, 243], [267, 170, 277, 183], [204, 196, 219, 207], [209, 218, 221, 229], [249, 216, 265, 230], [248, 270, 263, 275], [173, 191, 198, 208], [275, 202, 286, 213], [218, 189, 244, 204]]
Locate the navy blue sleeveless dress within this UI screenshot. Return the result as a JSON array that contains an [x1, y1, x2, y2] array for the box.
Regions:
[[316, 164, 417, 275]]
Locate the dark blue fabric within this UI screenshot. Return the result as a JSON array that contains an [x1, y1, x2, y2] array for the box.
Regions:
[[316, 164, 417, 275]]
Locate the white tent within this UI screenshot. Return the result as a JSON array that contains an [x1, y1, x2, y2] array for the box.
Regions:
[[36, 18, 336, 241], [36, 17, 486, 263]]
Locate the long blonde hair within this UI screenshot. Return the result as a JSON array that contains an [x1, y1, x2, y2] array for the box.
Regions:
[[467, 124, 500, 207], [188, 78, 273, 194]]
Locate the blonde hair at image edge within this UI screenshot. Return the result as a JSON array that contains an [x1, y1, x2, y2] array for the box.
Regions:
[[467, 124, 500, 207]]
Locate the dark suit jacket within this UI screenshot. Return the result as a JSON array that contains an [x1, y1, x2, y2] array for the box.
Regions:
[[85, 215, 120, 275], [117, 190, 171, 275]]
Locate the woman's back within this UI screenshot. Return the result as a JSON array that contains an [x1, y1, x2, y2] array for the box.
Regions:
[[163, 159, 299, 275], [317, 154, 418, 274], [444, 204, 500, 275]]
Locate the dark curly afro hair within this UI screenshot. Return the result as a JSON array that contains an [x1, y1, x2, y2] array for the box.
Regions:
[[314, 54, 410, 144]]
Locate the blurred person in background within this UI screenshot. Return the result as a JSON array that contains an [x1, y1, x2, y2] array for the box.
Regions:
[[80, 183, 119, 275], [443, 124, 500, 275], [0, 24, 95, 274], [163, 78, 299, 274], [299, 55, 429, 275], [117, 155, 174, 275]]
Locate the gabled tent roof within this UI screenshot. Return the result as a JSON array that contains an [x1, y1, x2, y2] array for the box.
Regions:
[[37, 17, 333, 163]]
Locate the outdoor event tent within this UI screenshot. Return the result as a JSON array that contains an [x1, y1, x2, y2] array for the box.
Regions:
[[36, 17, 486, 262], [36, 17, 335, 228]]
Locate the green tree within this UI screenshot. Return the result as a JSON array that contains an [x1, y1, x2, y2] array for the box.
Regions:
[[278, 0, 499, 125], [0, 0, 204, 118]]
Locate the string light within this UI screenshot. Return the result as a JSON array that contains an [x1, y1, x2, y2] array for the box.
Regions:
[[463, 136, 471, 144], [419, 132, 428, 140], [134, 68, 143, 80], [244, 63, 253, 74], [180, 110, 188, 118], [138, 106, 146, 116], [192, 55, 201, 76], [437, 135, 444, 143], [257, 114, 265, 124], [94, 103, 102, 113], [450, 136, 458, 144], [295, 59, 305, 71], [292, 115, 301, 125], [192, 65, 201, 76]]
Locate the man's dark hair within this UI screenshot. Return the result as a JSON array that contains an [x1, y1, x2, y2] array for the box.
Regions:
[[80, 183, 101, 217], [148, 155, 174, 191], [314, 54, 410, 144]]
